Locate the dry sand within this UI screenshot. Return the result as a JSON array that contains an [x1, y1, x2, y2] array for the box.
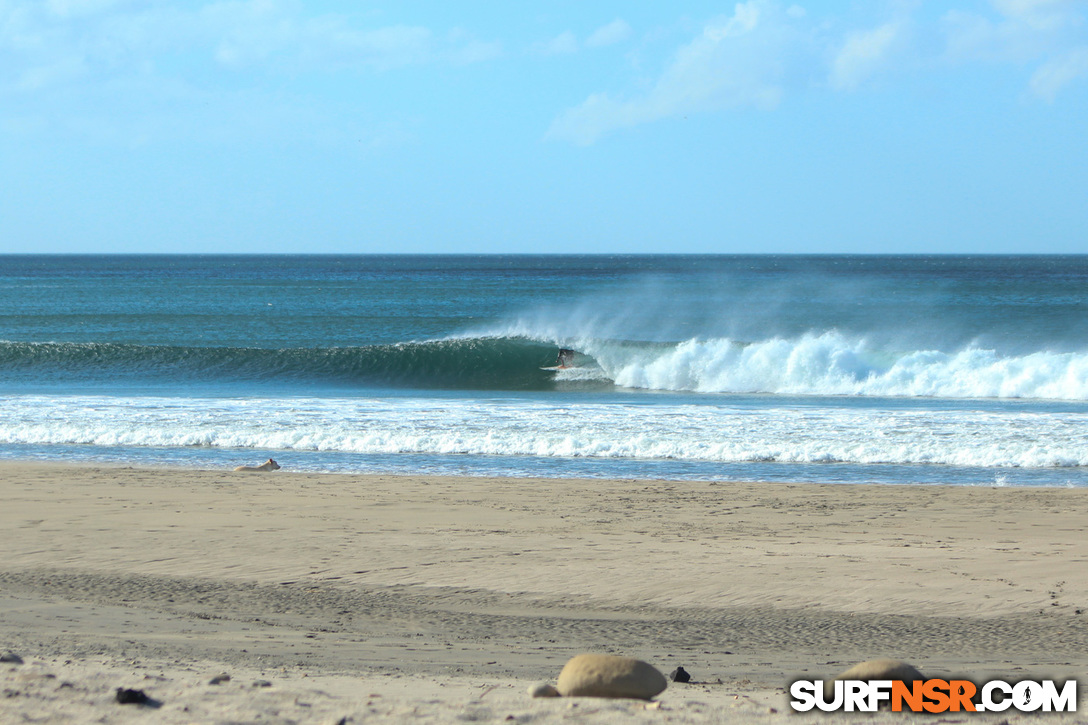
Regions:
[[1, 462, 1086, 722]]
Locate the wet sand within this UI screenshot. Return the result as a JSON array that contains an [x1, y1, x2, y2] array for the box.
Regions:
[[1, 462, 1086, 722]]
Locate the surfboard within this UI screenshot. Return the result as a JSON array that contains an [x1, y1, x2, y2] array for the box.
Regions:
[[547, 348, 576, 371]]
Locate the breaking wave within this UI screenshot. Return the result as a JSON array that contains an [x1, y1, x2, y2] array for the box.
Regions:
[[4, 329, 1088, 399], [575, 330, 1088, 400]]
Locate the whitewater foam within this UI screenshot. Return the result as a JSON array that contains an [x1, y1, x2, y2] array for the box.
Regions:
[[529, 330, 1088, 400], [3, 393, 1086, 470], [6, 254, 1088, 486]]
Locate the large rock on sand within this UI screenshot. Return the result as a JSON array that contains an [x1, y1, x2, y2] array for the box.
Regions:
[[528, 683, 560, 698], [834, 659, 925, 684], [556, 654, 667, 700], [827, 659, 926, 701]]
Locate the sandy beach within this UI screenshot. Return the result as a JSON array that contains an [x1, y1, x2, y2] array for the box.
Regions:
[[2, 462, 1086, 722]]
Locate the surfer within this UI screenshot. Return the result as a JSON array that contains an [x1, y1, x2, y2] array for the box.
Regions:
[[555, 348, 574, 368]]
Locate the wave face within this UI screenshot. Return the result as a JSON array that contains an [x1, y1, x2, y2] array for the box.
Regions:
[[4, 255, 1088, 485], [5, 331, 1088, 400], [6, 254, 1088, 400], [0, 338, 562, 391]]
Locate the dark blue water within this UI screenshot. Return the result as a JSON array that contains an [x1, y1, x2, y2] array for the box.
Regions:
[[2, 254, 1087, 485]]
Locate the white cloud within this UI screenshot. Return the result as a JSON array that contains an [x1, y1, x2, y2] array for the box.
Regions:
[[0, 0, 501, 152], [945, 0, 1086, 58], [942, 0, 1088, 99], [195, 2, 438, 72], [45, 0, 136, 20], [548, 0, 811, 145], [532, 29, 577, 56], [1029, 44, 1088, 99], [299, 22, 434, 72], [585, 18, 631, 48], [1, 0, 498, 93], [830, 21, 906, 91], [14, 53, 88, 90], [530, 19, 632, 58], [704, 1, 761, 40], [445, 27, 502, 65], [550, 0, 1088, 145], [447, 37, 502, 66], [943, 7, 1066, 61], [991, 0, 1079, 29], [546, 92, 649, 146]]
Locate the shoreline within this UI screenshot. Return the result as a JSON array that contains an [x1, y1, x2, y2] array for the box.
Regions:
[[3, 462, 1086, 722]]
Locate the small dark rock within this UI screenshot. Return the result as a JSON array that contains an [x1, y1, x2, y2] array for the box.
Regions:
[[0, 653, 23, 665], [115, 688, 160, 707], [209, 674, 231, 685], [670, 666, 691, 683], [253, 680, 273, 688]]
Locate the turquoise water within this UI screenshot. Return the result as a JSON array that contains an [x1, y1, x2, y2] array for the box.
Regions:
[[2, 254, 1087, 486]]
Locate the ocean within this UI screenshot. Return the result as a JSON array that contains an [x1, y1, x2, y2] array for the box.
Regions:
[[2, 254, 1087, 487]]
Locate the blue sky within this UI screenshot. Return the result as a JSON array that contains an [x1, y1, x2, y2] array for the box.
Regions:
[[2, 0, 1086, 254]]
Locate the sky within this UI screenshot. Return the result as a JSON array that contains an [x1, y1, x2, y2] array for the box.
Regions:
[[1, 0, 1087, 254]]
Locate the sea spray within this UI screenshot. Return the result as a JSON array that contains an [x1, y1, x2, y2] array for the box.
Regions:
[[584, 332, 1088, 399], [4, 254, 1088, 486]]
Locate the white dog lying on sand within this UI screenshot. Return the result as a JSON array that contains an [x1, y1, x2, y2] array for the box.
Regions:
[[233, 459, 280, 472]]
